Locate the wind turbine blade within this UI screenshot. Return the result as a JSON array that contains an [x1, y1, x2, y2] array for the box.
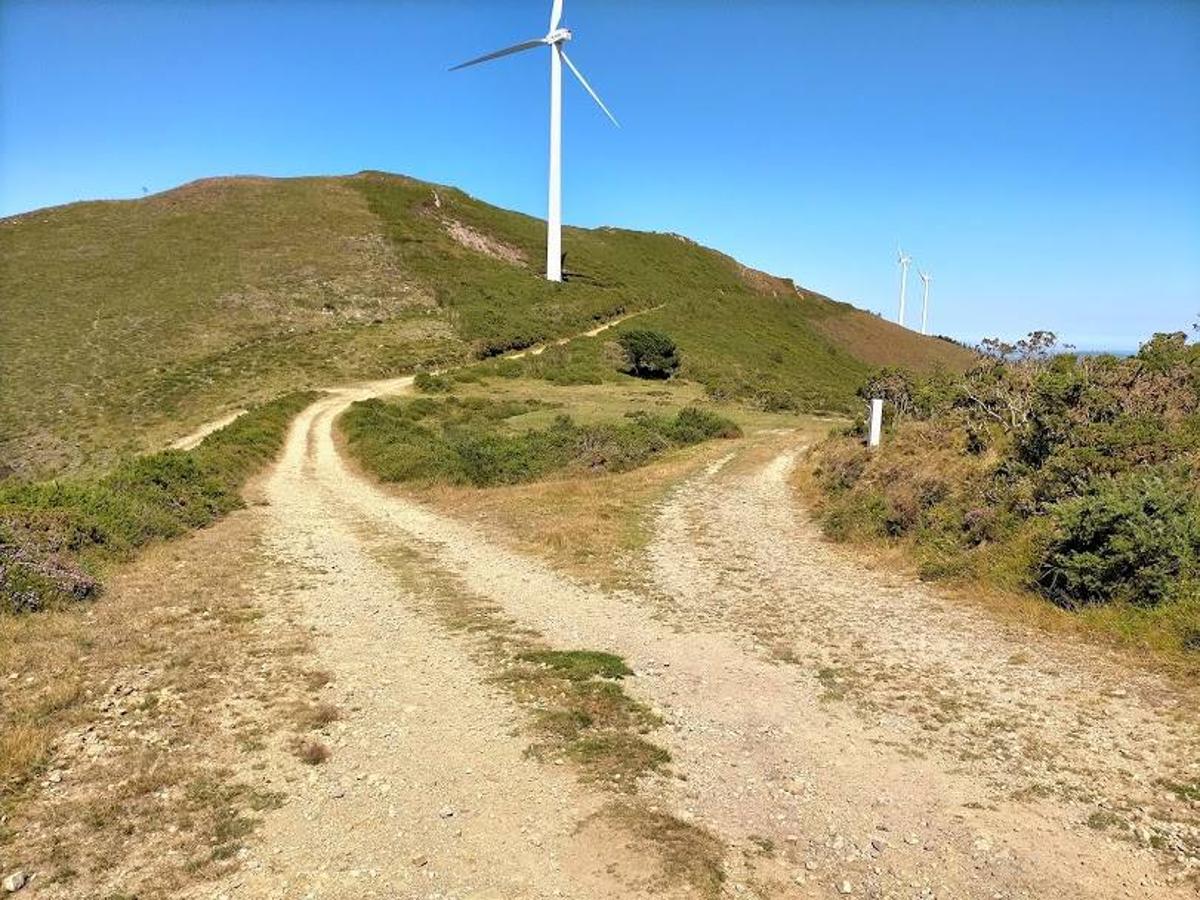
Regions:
[[450, 38, 546, 71], [560, 50, 620, 127], [550, 0, 564, 31]]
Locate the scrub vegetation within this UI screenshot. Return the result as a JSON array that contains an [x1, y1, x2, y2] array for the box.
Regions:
[[1, 171, 971, 481], [339, 394, 742, 488], [0, 392, 318, 615], [807, 329, 1200, 656]]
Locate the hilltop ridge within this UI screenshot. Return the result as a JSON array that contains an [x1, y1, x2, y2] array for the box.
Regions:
[[0, 171, 975, 478]]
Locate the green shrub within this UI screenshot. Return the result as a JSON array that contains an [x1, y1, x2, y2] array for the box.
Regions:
[[820, 491, 890, 541], [340, 397, 739, 489], [617, 330, 680, 379], [664, 407, 742, 443], [1037, 471, 1200, 608]]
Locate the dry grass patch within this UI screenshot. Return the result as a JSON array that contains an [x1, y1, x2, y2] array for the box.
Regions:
[[293, 700, 340, 731], [0, 512, 317, 897], [598, 802, 727, 899], [302, 668, 334, 691]]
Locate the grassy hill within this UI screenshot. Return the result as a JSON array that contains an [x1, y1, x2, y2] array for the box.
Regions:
[[0, 171, 975, 479]]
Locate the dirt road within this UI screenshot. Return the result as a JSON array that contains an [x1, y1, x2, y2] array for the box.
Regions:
[[203, 382, 1198, 898]]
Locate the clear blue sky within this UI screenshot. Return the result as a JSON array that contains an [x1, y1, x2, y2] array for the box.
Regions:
[[3, 1, 1198, 349]]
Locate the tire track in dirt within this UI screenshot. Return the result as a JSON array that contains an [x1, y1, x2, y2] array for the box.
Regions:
[[199, 386, 679, 900], [229, 382, 1199, 898], [647, 445, 1200, 892]]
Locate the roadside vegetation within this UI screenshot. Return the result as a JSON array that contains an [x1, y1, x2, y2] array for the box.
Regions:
[[0, 392, 318, 615], [339, 393, 741, 488], [807, 329, 1200, 658]]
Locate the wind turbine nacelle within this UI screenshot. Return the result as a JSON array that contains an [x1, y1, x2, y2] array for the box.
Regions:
[[546, 27, 573, 44]]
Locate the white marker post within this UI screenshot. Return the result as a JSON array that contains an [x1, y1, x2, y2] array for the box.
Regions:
[[868, 398, 884, 450]]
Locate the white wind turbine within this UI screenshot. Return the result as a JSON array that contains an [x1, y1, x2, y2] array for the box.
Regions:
[[451, 0, 619, 283], [918, 269, 932, 335], [896, 247, 913, 326]]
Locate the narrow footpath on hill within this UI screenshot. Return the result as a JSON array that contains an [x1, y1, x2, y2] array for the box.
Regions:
[[194, 370, 1199, 900]]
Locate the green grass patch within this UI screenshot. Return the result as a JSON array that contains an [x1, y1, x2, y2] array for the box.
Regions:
[[0, 392, 318, 613], [565, 732, 670, 781], [339, 394, 741, 488], [1085, 810, 1126, 832], [376, 543, 668, 791], [520, 649, 633, 681], [1159, 778, 1200, 803]]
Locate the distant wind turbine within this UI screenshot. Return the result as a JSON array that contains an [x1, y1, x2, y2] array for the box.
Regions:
[[451, 0, 619, 283], [918, 269, 932, 335], [896, 247, 913, 326]]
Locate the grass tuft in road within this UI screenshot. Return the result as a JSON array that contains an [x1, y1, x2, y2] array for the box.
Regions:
[[599, 801, 728, 899], [519, 649, 632, 681], [374, 544, 667, 791]]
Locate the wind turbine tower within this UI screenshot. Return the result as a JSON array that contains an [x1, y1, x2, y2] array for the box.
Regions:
[[451, 0, 619, 283], [918, 270, 932, 335], [896, 247, 913, 326]]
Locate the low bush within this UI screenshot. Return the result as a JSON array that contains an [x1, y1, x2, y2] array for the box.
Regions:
[[340, 395, 740, 489], [0, 392, 318, 613], [617, 330, 680, 380]]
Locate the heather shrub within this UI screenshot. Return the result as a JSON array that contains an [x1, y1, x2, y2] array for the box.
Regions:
[[0, 392, 318, 613], [414, 372, 453, 394]]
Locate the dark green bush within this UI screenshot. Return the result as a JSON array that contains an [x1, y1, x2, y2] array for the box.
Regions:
[[617, 330, 680, 379], [1038, 471, 1200, 608]]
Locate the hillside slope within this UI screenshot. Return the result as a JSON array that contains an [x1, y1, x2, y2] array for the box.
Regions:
[[0, 171, 975, 478]]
